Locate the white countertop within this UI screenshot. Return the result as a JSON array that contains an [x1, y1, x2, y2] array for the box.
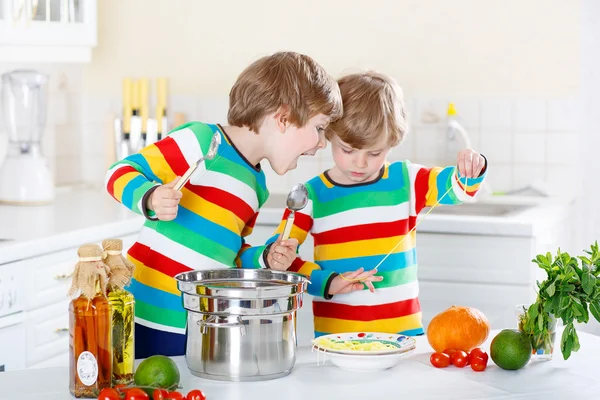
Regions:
[[0, 329, 598, 400], [0, 185, 144, 264], [0, 185, 572, 265], [258, 192, 574, 238]]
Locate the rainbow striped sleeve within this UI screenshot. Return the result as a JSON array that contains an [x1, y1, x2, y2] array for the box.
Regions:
[[410, 160, 487, 213], [266, 195, 337, 298], [105, 122, 212, 215], [237, 212, 269, 269]]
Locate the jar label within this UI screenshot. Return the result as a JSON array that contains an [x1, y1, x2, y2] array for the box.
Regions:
[[77, 351, 98, 386]]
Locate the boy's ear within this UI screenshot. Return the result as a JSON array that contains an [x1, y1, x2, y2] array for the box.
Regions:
[[273, 105, 290, 133]]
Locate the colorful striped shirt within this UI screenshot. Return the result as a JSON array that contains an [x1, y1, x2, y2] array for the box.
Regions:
[[105, 121, 269, 356], [266, 161, 486, 338]]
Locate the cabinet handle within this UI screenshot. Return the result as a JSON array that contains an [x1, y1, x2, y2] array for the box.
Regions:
[[54, 272, 73, 280], [55, 328, 68, 333]]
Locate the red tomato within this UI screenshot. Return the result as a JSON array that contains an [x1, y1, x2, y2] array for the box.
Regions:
[[451, 350, 469, 368], [166, 392, 185, 400], [429, 352, 451, 368], [186, 390, 207, 400], [469, 348, 489, 363], [442, 348, 458, 358], [98, 388, 121, 400], [471, 357, 487, 372], [153, 389, 170, 400], [113, 384, 127, 393], [125, 388, 149, 400]]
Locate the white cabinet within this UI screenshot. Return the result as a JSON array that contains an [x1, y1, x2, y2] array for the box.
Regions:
[[250, 221, 541, 334], [0, 312, 26, 371], [1, 229, 140, 370], [25, 300, 69, 367], [416, 232, 537, 330], [23, 248, 78, 311], [21, 233, 139, 313], [0, 0, 97, 62]]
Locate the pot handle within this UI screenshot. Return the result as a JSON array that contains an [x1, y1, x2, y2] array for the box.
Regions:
[[197, 315, 246, 336]]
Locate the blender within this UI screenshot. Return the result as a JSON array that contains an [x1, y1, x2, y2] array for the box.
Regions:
[[0, 70, 54, 205]]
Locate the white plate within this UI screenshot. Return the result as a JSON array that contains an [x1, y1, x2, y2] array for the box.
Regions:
[[311, 332, 417, 355], [314, 346, 416, 372]]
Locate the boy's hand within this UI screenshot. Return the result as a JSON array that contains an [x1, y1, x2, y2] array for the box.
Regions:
[[328, 268, 383, 295], [266, 236, 299, 271], [147, 177, 183, 221], [457, 149, 486, 178]]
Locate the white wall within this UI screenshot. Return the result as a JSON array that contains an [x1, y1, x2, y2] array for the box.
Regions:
[[83, 0, 579, 97], [1, 1, 582, 193], [576, 0, 600, 336]]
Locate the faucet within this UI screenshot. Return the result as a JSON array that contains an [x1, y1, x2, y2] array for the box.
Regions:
[[446, 103, 493, 197], [446, 103, 473, 148]]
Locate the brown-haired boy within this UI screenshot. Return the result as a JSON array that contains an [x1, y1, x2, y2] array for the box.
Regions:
[[266, 71, 488, 338], [105, 52, 343, 358]]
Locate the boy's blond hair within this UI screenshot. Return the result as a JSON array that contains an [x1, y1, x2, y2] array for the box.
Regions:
[[326, 71, 408, 149], [228, 52, 343, 133]]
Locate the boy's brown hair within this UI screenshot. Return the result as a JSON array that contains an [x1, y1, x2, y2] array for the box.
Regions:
[[228, 52, 343, 133], [326, 71, 408, 149]]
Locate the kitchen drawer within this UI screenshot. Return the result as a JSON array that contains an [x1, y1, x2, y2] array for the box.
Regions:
[[28, 351, 69, 369], [417, 233, 536, 285], [22, 233, 140, 311], [418, 280, 536, 331], [25, 301, 70, 367], [21, 248, 78, 311]]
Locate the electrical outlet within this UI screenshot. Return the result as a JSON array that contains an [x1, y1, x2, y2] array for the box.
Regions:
[[416, 99, 447, 125], [421, 110, 442, 124]]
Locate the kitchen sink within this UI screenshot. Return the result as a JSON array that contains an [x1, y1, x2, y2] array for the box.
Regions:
[[426, 203, 533, 217]]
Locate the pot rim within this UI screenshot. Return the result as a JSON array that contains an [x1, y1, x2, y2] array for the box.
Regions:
[[175, 268, 309, 299]]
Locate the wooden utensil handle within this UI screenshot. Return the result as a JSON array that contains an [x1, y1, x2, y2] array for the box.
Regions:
[[281, 212, 295, 241], [174, 165, 197, 191]]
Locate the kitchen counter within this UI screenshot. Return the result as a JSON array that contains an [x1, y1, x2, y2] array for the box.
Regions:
[[258, 192, 574, 238], [0, 185, 144, 264], [0, 185, 573, 264], [0, 329, 598, 400]]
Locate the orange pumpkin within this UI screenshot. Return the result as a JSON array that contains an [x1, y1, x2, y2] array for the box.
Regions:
[[427, 305, 490, 352]]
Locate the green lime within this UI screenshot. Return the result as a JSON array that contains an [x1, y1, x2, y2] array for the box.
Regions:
[[134, 355, 180, 395], [490, 329, 532, 370]]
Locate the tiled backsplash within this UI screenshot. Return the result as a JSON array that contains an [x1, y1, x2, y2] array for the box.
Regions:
[[53, 94, 587, 195], [0, 66, 580, 195], [260, 97, 580, 195]]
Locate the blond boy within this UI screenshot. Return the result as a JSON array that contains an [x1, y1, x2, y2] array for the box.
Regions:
[[267, 71, 487, 337], [106, 52, 343, 357]]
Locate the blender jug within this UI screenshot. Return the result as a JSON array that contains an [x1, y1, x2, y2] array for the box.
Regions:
[[2, 70, 48, 152], [0, 70, 54, 204]]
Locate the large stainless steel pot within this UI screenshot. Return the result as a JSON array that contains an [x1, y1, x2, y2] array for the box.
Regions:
[[175, 269, 309, 381]]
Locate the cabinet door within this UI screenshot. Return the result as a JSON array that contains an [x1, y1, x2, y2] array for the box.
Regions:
[[23, 248, 79, 311], [0, 0, 97, 62], [416, 233, 536, 285], [418, 281, 534, 330], [25, 300, 70, 367], [20, 232, 140, 311], [0, 0, 96, 45], [28, 351, 69, 369]]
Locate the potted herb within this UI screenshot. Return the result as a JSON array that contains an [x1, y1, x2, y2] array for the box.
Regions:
[[518, 241, 600, 360]]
